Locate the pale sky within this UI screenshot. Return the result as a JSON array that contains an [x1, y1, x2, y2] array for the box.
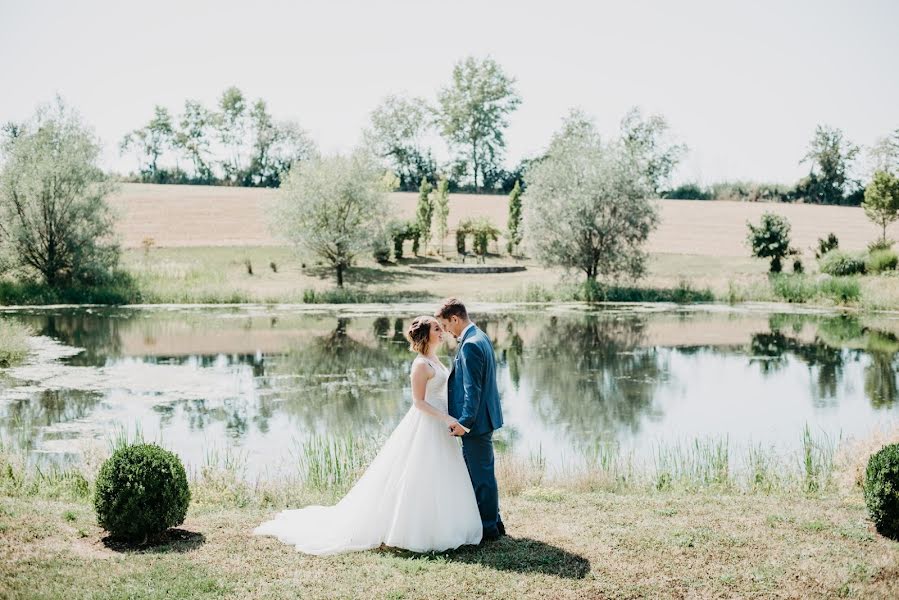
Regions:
[[1, 0, 897, 185]]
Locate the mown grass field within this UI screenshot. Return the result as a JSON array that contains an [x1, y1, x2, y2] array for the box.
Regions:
[[110, 183, 896, 256], [3, 490, 898, 599], [96, 183, 899, 310]]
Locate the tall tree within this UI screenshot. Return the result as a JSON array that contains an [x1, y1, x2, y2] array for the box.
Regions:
[[175, 99, 214, 183], [523, 110, 658, 283], [800, 124, 860, 204], [216, 86, 250, 184], [275, 152, 391, 287], [416, 177, 433, 253], [868, 129, 899, 176], [120, 105, 176, 182], [246, 100, 315, 187], [364, 95, 436, 190], [506, 180, 522, 254], [433, 175, 450, 255], [863, 171, 899, 244], [436, 57, 521, 192], [619, 107, 687, 197], [0, 99, 120, 286]]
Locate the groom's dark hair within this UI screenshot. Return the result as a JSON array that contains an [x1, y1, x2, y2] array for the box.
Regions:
[[435, 298, 468, 321]]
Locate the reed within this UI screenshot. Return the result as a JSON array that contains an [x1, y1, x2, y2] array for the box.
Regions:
[[0, 320, 31, 367]]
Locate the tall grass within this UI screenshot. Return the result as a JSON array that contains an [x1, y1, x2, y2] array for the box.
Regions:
[[1, 427, 846, 508], [496, 280, 714, 304], [293, 434, 381, 491], [0, 320, 32, 367]]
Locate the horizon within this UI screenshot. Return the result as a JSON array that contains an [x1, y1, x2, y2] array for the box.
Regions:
[[2, 0, 898, 186]]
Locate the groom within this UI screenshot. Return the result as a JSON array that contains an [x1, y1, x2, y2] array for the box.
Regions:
[[436, 298, 506, 541]]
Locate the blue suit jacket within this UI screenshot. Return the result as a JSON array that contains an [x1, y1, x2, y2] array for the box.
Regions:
[[447, 324, 503, 436]]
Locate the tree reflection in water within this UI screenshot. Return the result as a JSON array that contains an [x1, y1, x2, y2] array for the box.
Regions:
[[749, 314, 899, 409], [519, 314, 666, 446]]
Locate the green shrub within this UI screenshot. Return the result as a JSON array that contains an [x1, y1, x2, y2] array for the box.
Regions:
[[815, 233, 839, 259], [819, 250, 867, 276], [818, 277, 860, 304], [792, 258, 804, 274], [864, 443, 899, 539], [866, 249, 898, 274], [94, 443, 190, 541]]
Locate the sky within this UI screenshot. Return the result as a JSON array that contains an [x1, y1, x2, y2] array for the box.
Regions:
[[1, 0, 898, 185]]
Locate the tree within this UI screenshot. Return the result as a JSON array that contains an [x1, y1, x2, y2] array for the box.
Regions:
[[364, 95, 436, 191], [522, 110, 658, 283], [800, 125, 860, 204], [120, 105, 176, 182], [868, 129, 899, 176], [275, 152, 391, 287], [619, 107, 687, 197], [863, 171, 899, 244], [245, 100, 315, 187], [216, 86, 250, 184], [506, 180, 522, 254], [747, 212, 794, 273], [415, 177, 433, 253], [433, 175, 450, 255], [436, 56, 521, 192], [0, 99, 120, 286], [176, 100, 214, 183]]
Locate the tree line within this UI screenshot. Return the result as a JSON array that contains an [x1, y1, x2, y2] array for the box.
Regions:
[[666, 126, 899, 206]]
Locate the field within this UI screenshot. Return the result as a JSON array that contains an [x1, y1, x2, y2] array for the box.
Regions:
[[110, 183, 895, 255]]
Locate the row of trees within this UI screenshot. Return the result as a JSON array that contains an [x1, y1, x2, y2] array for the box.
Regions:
[[668, 126, 899, 206], [121, 87, 315, 187], [276, 104, 681, 286]]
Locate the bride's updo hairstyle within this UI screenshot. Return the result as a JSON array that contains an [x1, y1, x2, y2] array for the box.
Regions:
[[405, 316, 433, 355]]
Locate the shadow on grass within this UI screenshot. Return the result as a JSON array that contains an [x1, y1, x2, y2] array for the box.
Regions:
[[101, 528, 206, 554], [383, 536, 590, 580], [304, 265, 420, 285]]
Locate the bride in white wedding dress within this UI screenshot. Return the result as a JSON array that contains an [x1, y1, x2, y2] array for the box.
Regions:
[[253, 316, 483, 555]]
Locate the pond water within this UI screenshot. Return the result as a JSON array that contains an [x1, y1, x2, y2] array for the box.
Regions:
[[1, 304, 898, 479]]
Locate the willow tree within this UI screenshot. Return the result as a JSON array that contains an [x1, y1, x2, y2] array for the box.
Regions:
[[275, 151, 391, 287], [0, 99, 120, 286], [523, 110, 658, 283]]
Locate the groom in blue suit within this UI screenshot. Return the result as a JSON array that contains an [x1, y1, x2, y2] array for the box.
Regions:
[[436, 298, 506, 541]]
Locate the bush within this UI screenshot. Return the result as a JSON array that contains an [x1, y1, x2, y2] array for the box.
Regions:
[[793, 258, 804, 274], [747, 213, 794, 273], [864, 443, 899, 539], [663, 183, 713, 200], [815, 233, 839, 259], [867, 249, 898, 274], [94, 443, 190, 541], [819, 250, 867, 276]]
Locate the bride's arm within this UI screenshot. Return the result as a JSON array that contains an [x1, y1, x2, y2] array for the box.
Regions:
[[411, 361, 456, 426]]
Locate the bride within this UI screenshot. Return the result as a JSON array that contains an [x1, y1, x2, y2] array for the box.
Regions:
[[253, 316, 483, 554]]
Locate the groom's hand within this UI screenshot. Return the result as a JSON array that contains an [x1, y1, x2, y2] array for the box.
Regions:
[[449, 422, 466, 437]]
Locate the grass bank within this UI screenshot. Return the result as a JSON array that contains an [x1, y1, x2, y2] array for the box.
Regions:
[[1, 247, 899, 310], [2, 428, 899, 598]]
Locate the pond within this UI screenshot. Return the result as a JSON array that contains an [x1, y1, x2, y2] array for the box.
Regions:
[[1, 304, 898, 479]]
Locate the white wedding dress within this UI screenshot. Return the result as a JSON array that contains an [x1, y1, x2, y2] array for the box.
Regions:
[[253, 356, 483, 554]]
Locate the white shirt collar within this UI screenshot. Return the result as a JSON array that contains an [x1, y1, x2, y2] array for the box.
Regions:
[[457, 322, 476, 342]]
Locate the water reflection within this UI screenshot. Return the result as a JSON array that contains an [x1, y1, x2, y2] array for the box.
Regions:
[[1, 307, 899, 475]]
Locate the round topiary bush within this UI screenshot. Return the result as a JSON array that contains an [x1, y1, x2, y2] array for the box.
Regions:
[[864, 443, 899, 539], [94, 443, 191, 541]]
